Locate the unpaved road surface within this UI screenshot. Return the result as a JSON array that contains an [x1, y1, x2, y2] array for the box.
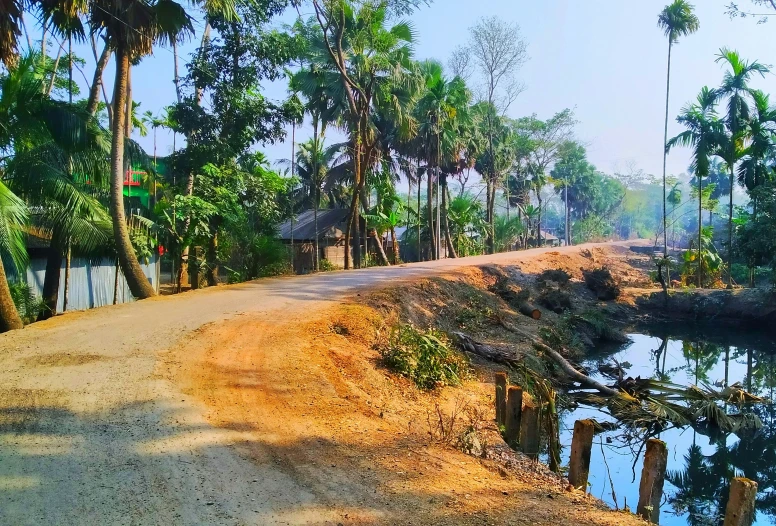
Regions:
[[0, 243, 643, 525]]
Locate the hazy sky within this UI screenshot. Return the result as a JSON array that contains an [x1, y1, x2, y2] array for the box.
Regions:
[[25, 0, 776, 183]]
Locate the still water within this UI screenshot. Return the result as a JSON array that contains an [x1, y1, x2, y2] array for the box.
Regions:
[[558, 327, 775, 526]]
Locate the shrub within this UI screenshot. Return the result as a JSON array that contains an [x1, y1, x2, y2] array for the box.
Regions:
[[381, 325, 469, 390], [318, 258, 339, 272], [225, 234, 292, 282], [9, 281, 47, 324]]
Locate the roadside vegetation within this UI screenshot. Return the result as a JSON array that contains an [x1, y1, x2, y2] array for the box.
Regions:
[[4, 1, 776, 333]]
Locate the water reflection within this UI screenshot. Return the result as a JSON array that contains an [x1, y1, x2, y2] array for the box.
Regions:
[[559, 328, 775, 526]]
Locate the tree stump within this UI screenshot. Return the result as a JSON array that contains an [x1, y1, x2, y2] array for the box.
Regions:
[[504, 386, 523, 447], [519, 397, 539, 459], [495, 372, 508, 428], [637, 439, 668, 524], [568, 419, 595, 492], [724, 477, 758, 526]]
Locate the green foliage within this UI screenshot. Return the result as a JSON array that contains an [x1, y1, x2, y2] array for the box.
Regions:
[[682, 226, 724, 287], [381, 325, 469, 390], [317, 258, 339, 272], [736, 183, 776, 283], [493, 214, 523, 252], [8, 281, 47, 325], [225, 235, 291, 282]]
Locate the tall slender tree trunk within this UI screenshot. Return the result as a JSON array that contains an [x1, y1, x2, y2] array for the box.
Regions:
[[661, 40, 673, 259], [38, 234, 64, 321], [370, 228, 390, 266], [90, 35, 112, 126], [62, 242, 71, 311], [537, 193, 543, 247], [110, 47, 156, 299], [173, 40, 182, 104], [417, 172, 422, 261], [435, 131, 441, 259], [178, 23, 212, 290], [86, 41, 111, 117], [565, 182, 570, 246], [314, 191, 320, 271], [727, 165, 734, 289], [391, 226, 400, 263], [0, 258, 23, 332], [698, 173, 703, 288], [206, 219, 220, 286], [113, 257, 120, 304], [45, 42, 65, 96], [427, 165, 436, 260], [441, 176, 457, 258]]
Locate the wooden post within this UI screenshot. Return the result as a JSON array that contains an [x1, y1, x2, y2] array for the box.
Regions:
[[723, 477, 758, 526], [495, 372, 508, 428], [504, 386, 523, 447], [519, 398, 539, 459], [568, 419, 595, 492], [637, 439, 668, 524]]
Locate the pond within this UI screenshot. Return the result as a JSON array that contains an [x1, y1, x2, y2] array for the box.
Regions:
[[557, 326, 776, 526]]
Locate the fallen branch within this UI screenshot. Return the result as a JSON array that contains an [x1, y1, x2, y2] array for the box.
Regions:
[[518, 303, 542, 320], [451, 332, 521, 367], [497, 321, 620, 396]]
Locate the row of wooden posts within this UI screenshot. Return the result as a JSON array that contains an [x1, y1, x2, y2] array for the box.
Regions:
[[494, 373, 758, 526]]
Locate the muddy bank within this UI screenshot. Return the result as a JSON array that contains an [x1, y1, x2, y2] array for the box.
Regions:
[[637, 287, 776, 328]]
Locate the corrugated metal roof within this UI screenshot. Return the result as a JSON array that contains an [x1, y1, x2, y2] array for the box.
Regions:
[[277, 209, 351, 241]]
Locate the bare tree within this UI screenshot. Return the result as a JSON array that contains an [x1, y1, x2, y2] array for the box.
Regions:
[[460, 16, 528, 253], [447, 46, 472, 81]]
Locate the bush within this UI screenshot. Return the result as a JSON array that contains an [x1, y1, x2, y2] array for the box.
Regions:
[[318, 258, 339, 272], [225, 234, 292, 282], [381, 325, 469, 390], [9, 281, 47, 324]]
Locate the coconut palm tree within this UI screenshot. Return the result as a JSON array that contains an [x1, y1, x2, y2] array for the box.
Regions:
[[307, 1, 416, 269], [89, 0, 236, 297], [0, 181, 27, 331], [415, 62, 453, 257], [414, 61, 470, 259], [738, 90, 776, 212], [667, 86, 724, 288], [280, 138, 339, 271], [714, 48, 769, 288], [658, 0, 699, 259]]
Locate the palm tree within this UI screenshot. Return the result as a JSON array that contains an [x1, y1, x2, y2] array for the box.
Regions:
[[667, 86, 723, 288], [447, 193, 485, 256], [738, 90, 776, 213], [307, 1, 416, 269], [667, 178, 682, 250], [281, 138, 338, 271], [714, 48, 769, 288], [658, 0, 699, 259], [87, 0, 210, 299], [414, 61, 470, 259], [493, 214, 523, 253], [0, 181, 27, 331], [0, 51, 111, 327]]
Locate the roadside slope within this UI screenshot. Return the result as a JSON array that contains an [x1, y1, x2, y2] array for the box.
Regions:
[[0, 242, 645, 525]]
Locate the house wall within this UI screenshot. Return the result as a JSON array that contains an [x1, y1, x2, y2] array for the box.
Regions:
[[15, 254, 160, 312]]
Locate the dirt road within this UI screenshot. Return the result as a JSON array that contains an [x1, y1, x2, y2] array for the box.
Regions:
[[0, 243, 643, 525]]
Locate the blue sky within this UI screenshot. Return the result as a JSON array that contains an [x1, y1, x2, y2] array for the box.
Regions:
[[23, 0, 776, 184]]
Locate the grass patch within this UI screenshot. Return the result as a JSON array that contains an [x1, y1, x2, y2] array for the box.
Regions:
[[381, 324, 470, 390]]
